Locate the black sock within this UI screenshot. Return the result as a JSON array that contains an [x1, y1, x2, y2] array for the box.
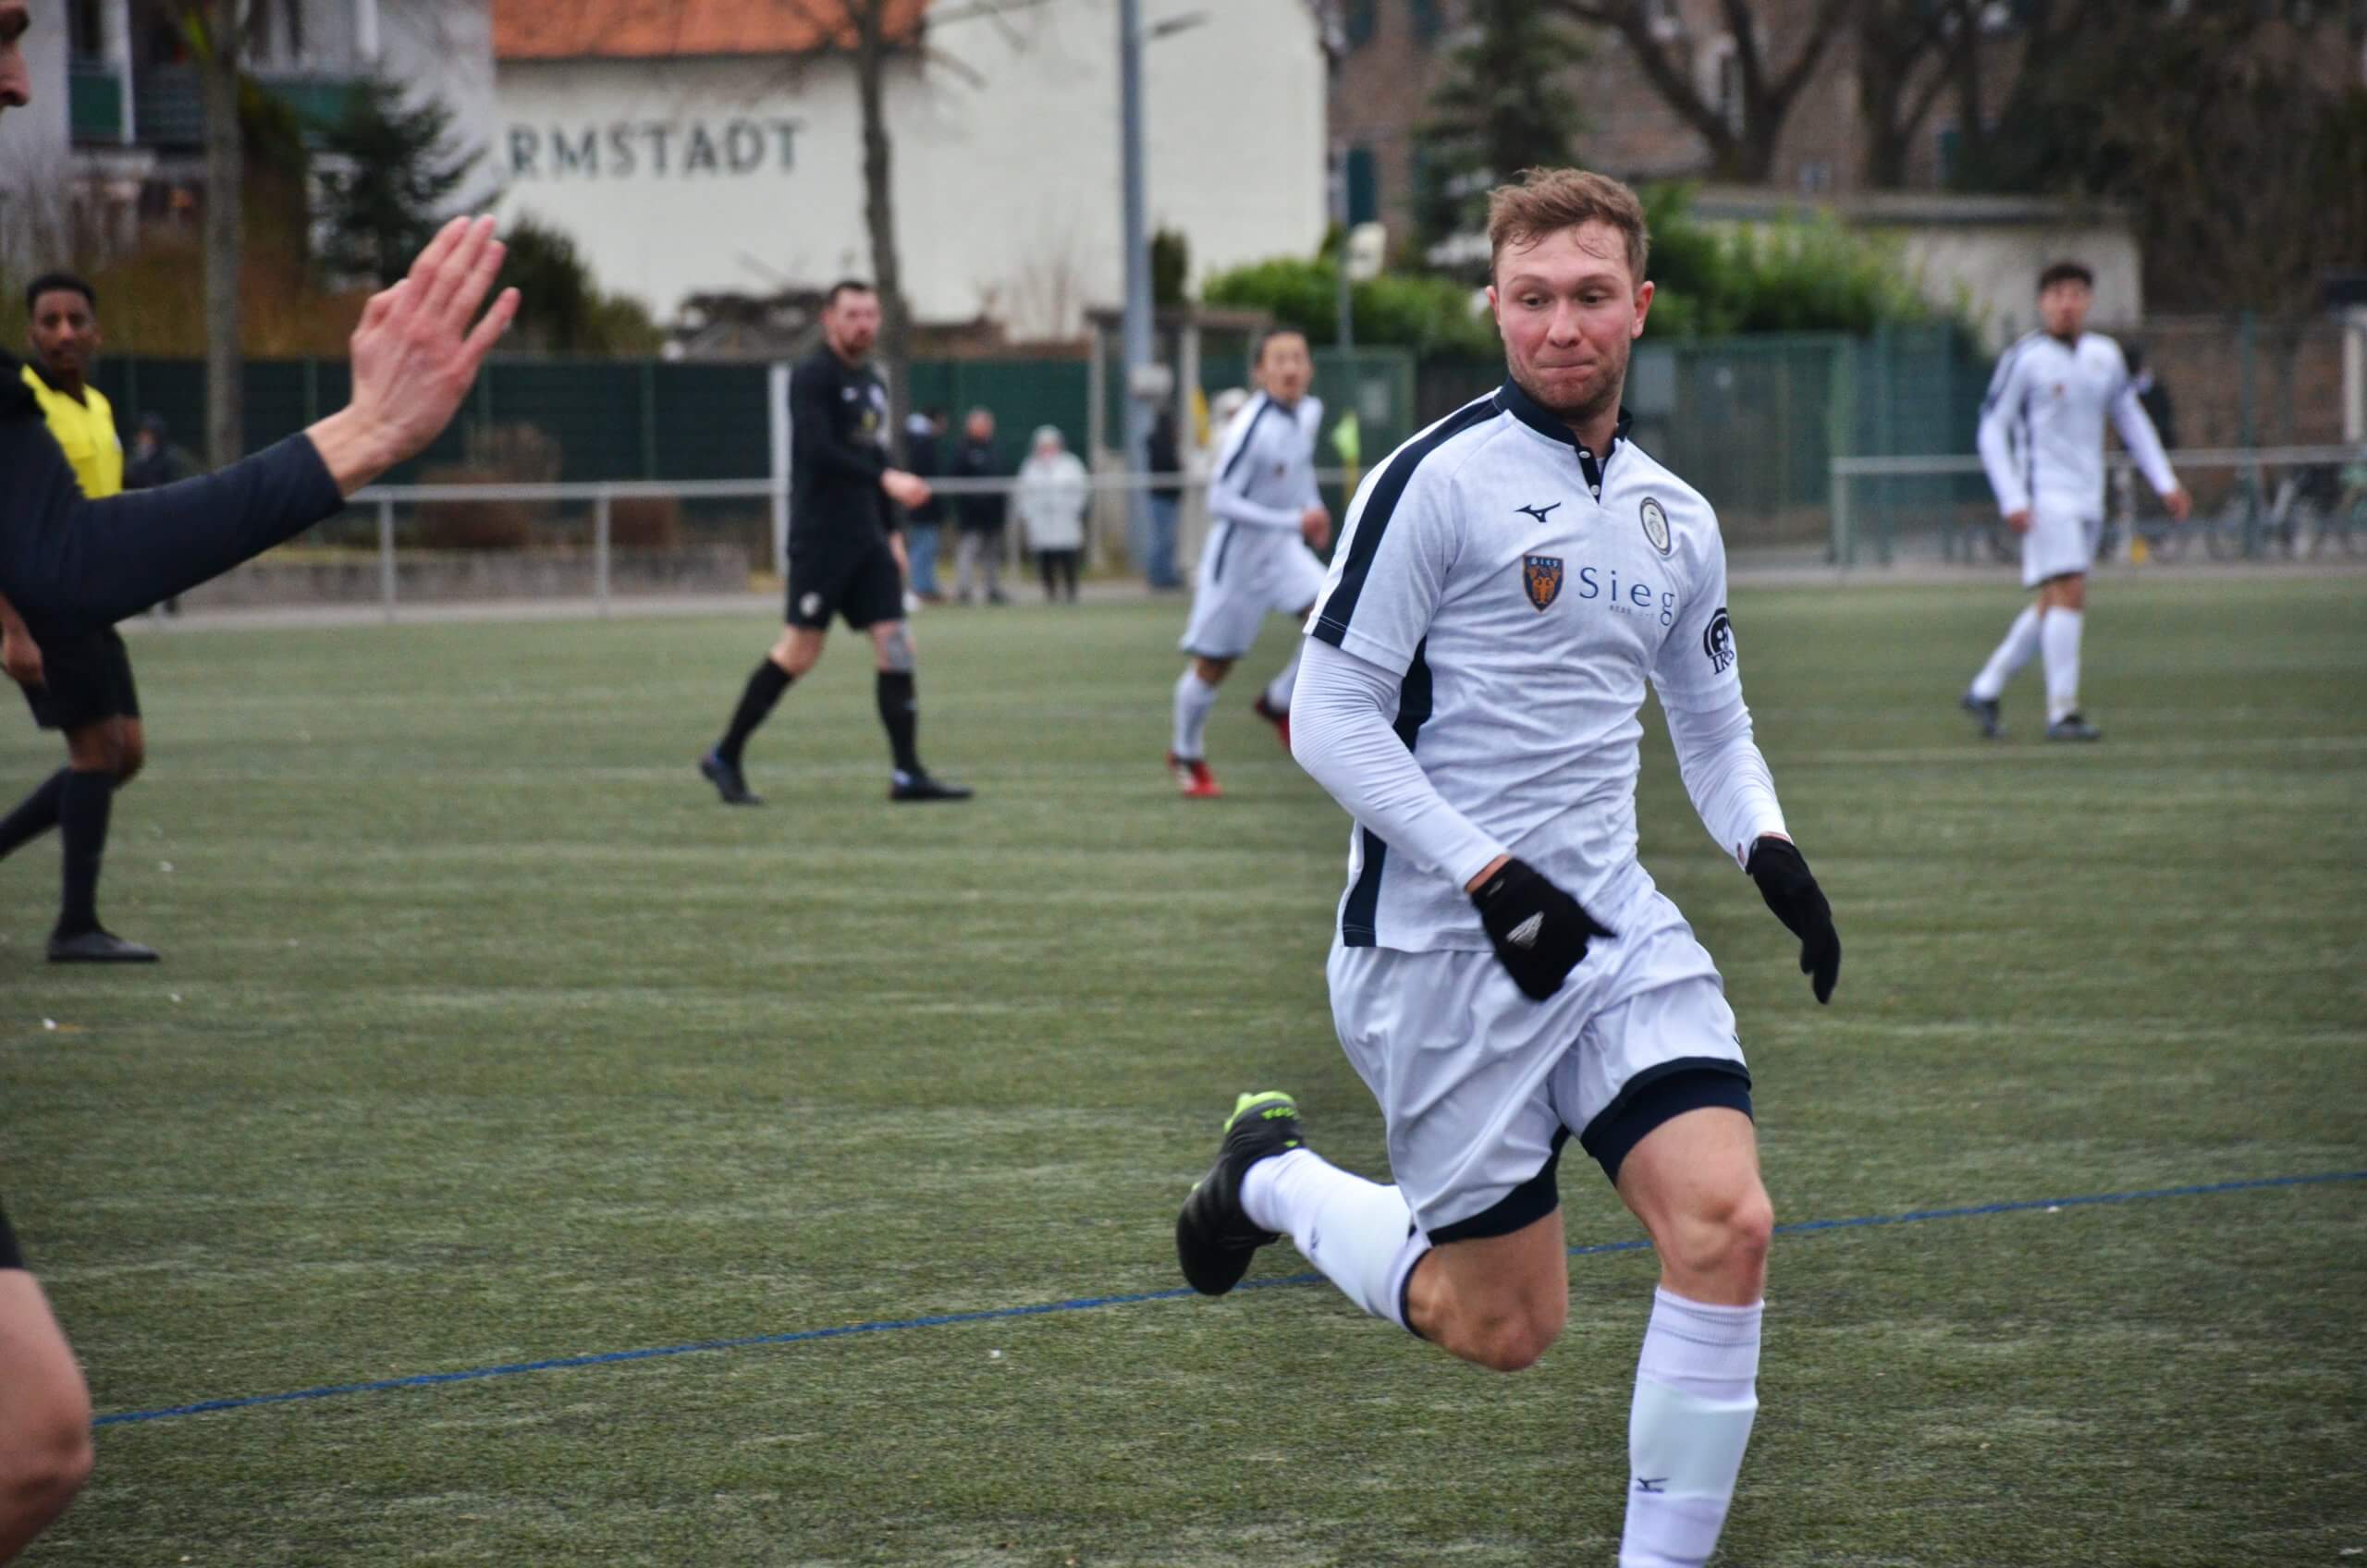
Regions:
[[717, 659, 793, 766], [877, 670, 921, 777], [0, 767, 68, 860], [56, 768, 114, 937]]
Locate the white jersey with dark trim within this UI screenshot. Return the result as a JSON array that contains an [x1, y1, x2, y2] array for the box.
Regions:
[[1977, 330, 2178, 522], [1208, 390, 1323, 531], [1304, 380, 1777, 954]]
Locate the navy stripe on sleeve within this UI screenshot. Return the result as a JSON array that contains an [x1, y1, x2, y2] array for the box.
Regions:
[[1340, 639, 1435, 948], [1311, 395, 1497, 648], [1218, 396, 1281, 484]]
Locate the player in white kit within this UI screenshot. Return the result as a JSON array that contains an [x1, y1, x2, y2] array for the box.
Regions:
[[1961, 261, 2189, 741], [1172, 170, 1842, 1568], [1166, 328, 1332, 797]]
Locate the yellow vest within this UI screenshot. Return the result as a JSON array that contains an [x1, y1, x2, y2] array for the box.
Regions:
[[20, 364, 124, 500]]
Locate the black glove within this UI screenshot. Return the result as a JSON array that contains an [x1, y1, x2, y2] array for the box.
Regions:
[[1470, 858, 1614, 1000], [1746, 836, 1841, 1004]]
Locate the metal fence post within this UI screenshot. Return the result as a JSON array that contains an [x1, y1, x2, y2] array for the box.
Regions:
[[594, 490, 612, 619], [376, 496, 397, 622]]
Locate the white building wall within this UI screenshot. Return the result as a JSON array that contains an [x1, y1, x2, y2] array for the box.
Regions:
[[0, 6, 74, 275], [493, 1, 1327, 329]]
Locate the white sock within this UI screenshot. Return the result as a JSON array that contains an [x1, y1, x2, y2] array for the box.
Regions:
[[2042, 607, 2084, 722], [1262, 648, 1302, 714], [1171, 668, 1219, 760], [1619, 1289, 1762, 1568], [1241, 1147, 1428, 1329], [1969, 605, 2042, 702]]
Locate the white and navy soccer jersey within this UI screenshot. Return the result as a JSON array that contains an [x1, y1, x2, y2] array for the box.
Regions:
[[1977, 331, 2178, 525], [1305, 380, 1784, 953], [1180, 391, 1331, 658]]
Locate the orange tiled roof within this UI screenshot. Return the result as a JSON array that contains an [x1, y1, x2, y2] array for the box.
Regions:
[[496, 0, 929, 61]]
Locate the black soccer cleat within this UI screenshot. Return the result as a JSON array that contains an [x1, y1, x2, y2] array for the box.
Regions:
[[1176, 1090, 1306, 1297], [2044, 713, 2102, 742], [700, 750, 762, 805], [889, 772, 974, 803], [47, 927, 159, 963], [1958, 692, 2003, 740]]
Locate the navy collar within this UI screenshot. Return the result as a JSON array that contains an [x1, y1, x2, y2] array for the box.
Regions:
[[1496, 378, 1631, 463]]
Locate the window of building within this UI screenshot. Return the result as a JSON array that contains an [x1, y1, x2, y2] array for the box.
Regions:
[[1345, 0, 1378, 50], [1798, 160, 1833, 193], [1409, 0, 1445, 42], [67, 0, 104, 59], [1936, 124, 1962, 185], [1346, 145, 1380, 227]]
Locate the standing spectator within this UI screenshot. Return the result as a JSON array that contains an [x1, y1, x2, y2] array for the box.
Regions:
[[901, 407, 949, 606], [1016, 424, 1087, 603], [125, 414, 190, 615], [950, 408, 1010, 605], [1145, 409, 1184, 590]]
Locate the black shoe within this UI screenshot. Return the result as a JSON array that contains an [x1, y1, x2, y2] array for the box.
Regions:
[[1959, 692, 2003, 739], [1176, 1090, 1306, 1296], [889, 772, 974, 802], [2044, 713, 2102, 742], [48, 927, 159, 963], [700, 750, 762, 805]]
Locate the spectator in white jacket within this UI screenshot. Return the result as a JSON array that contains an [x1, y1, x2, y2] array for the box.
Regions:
[[1016, 425, 1089, 603]]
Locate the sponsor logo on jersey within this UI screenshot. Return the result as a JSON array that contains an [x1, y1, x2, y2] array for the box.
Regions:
[[1523, 555, 1565, 610], [1515, 500, 1562, 526], [1640, 496, 1672, 556], [1703, 606, 1735, 673]]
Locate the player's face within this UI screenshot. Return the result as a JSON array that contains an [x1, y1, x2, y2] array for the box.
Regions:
[[1489, 220, 1653, 426], [1256, 334, 1312, 404], [825, 289, 880, 360], [2040, 280, 2091, 340], [28, 288, 100, 382], [966, 410, 993, 442], [0, 0, 32, 113]]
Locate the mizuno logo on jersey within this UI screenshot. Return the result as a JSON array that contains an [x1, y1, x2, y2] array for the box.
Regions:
[[1515, 501, 1562, 525], [1522, 556, 1564, 611]]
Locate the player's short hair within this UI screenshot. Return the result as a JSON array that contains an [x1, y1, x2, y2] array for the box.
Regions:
[[824, 278, 876, 309], [1487, 168, 1650, 285], [1253, 324, 1308, 365], [2038, 261, 2094, 292], [24, 272, 97, 316]]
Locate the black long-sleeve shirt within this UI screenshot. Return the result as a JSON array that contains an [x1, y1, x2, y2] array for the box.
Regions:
[[0, 351, 342, 635], [789, 347, 896, 554]]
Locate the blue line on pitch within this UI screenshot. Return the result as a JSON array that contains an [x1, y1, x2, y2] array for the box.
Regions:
[[92, 1168, 2367, 1427]]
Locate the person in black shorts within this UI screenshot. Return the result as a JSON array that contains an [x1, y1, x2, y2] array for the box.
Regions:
[[0, 1196, 95, 1562], [700, 280, 971, 805], [0, 273, 155, 962]]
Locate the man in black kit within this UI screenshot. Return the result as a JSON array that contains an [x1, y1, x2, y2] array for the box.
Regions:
[[701, 280, 971, 805]]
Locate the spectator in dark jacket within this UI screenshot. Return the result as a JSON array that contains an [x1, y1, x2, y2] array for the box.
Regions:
[[1144, 410, 1184, 590], [950, 408, 1009, 605], [902, 408, 948, 604]]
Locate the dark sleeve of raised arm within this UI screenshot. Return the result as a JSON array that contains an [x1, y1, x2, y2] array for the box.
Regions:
[[1, 422, 343, 629], [791, 366, 887, 483]]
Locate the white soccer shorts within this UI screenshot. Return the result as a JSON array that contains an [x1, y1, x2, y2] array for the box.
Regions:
[[2022, 506, 2103, 587], [1326, 891, 1749, 1243], [1179, 522, 1330, 661]]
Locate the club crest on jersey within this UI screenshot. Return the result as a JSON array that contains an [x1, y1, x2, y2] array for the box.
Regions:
[[1703, 606, 1735, 673], [1523, 556, 1564, 610], [1640, 496, 1673, 556]]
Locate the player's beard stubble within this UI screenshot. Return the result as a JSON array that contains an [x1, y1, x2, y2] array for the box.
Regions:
[[1510, 334, 1628, 437]]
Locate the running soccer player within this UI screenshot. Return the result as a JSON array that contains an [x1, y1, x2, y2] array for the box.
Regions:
[[1165, 327, 1331, 798], [0, 274, 157, 962], [1172, 169, 1841, 1568], [701, 280, 970, 805], [1961, 261, 2189, 741], [0, 1197, 94, 1563]]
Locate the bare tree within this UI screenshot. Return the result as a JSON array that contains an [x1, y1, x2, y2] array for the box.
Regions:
[[193, 0, 246, 469], [1853, 0, 1974, 189], [1543, 0, 1854, 184]]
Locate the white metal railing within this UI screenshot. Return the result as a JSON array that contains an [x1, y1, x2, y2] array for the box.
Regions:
[[343, 469, 1367, 621], [1826, 444, 2367, 566]]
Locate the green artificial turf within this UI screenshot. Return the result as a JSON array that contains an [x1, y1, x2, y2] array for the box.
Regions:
[[2, 572, 2361, 1565]]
